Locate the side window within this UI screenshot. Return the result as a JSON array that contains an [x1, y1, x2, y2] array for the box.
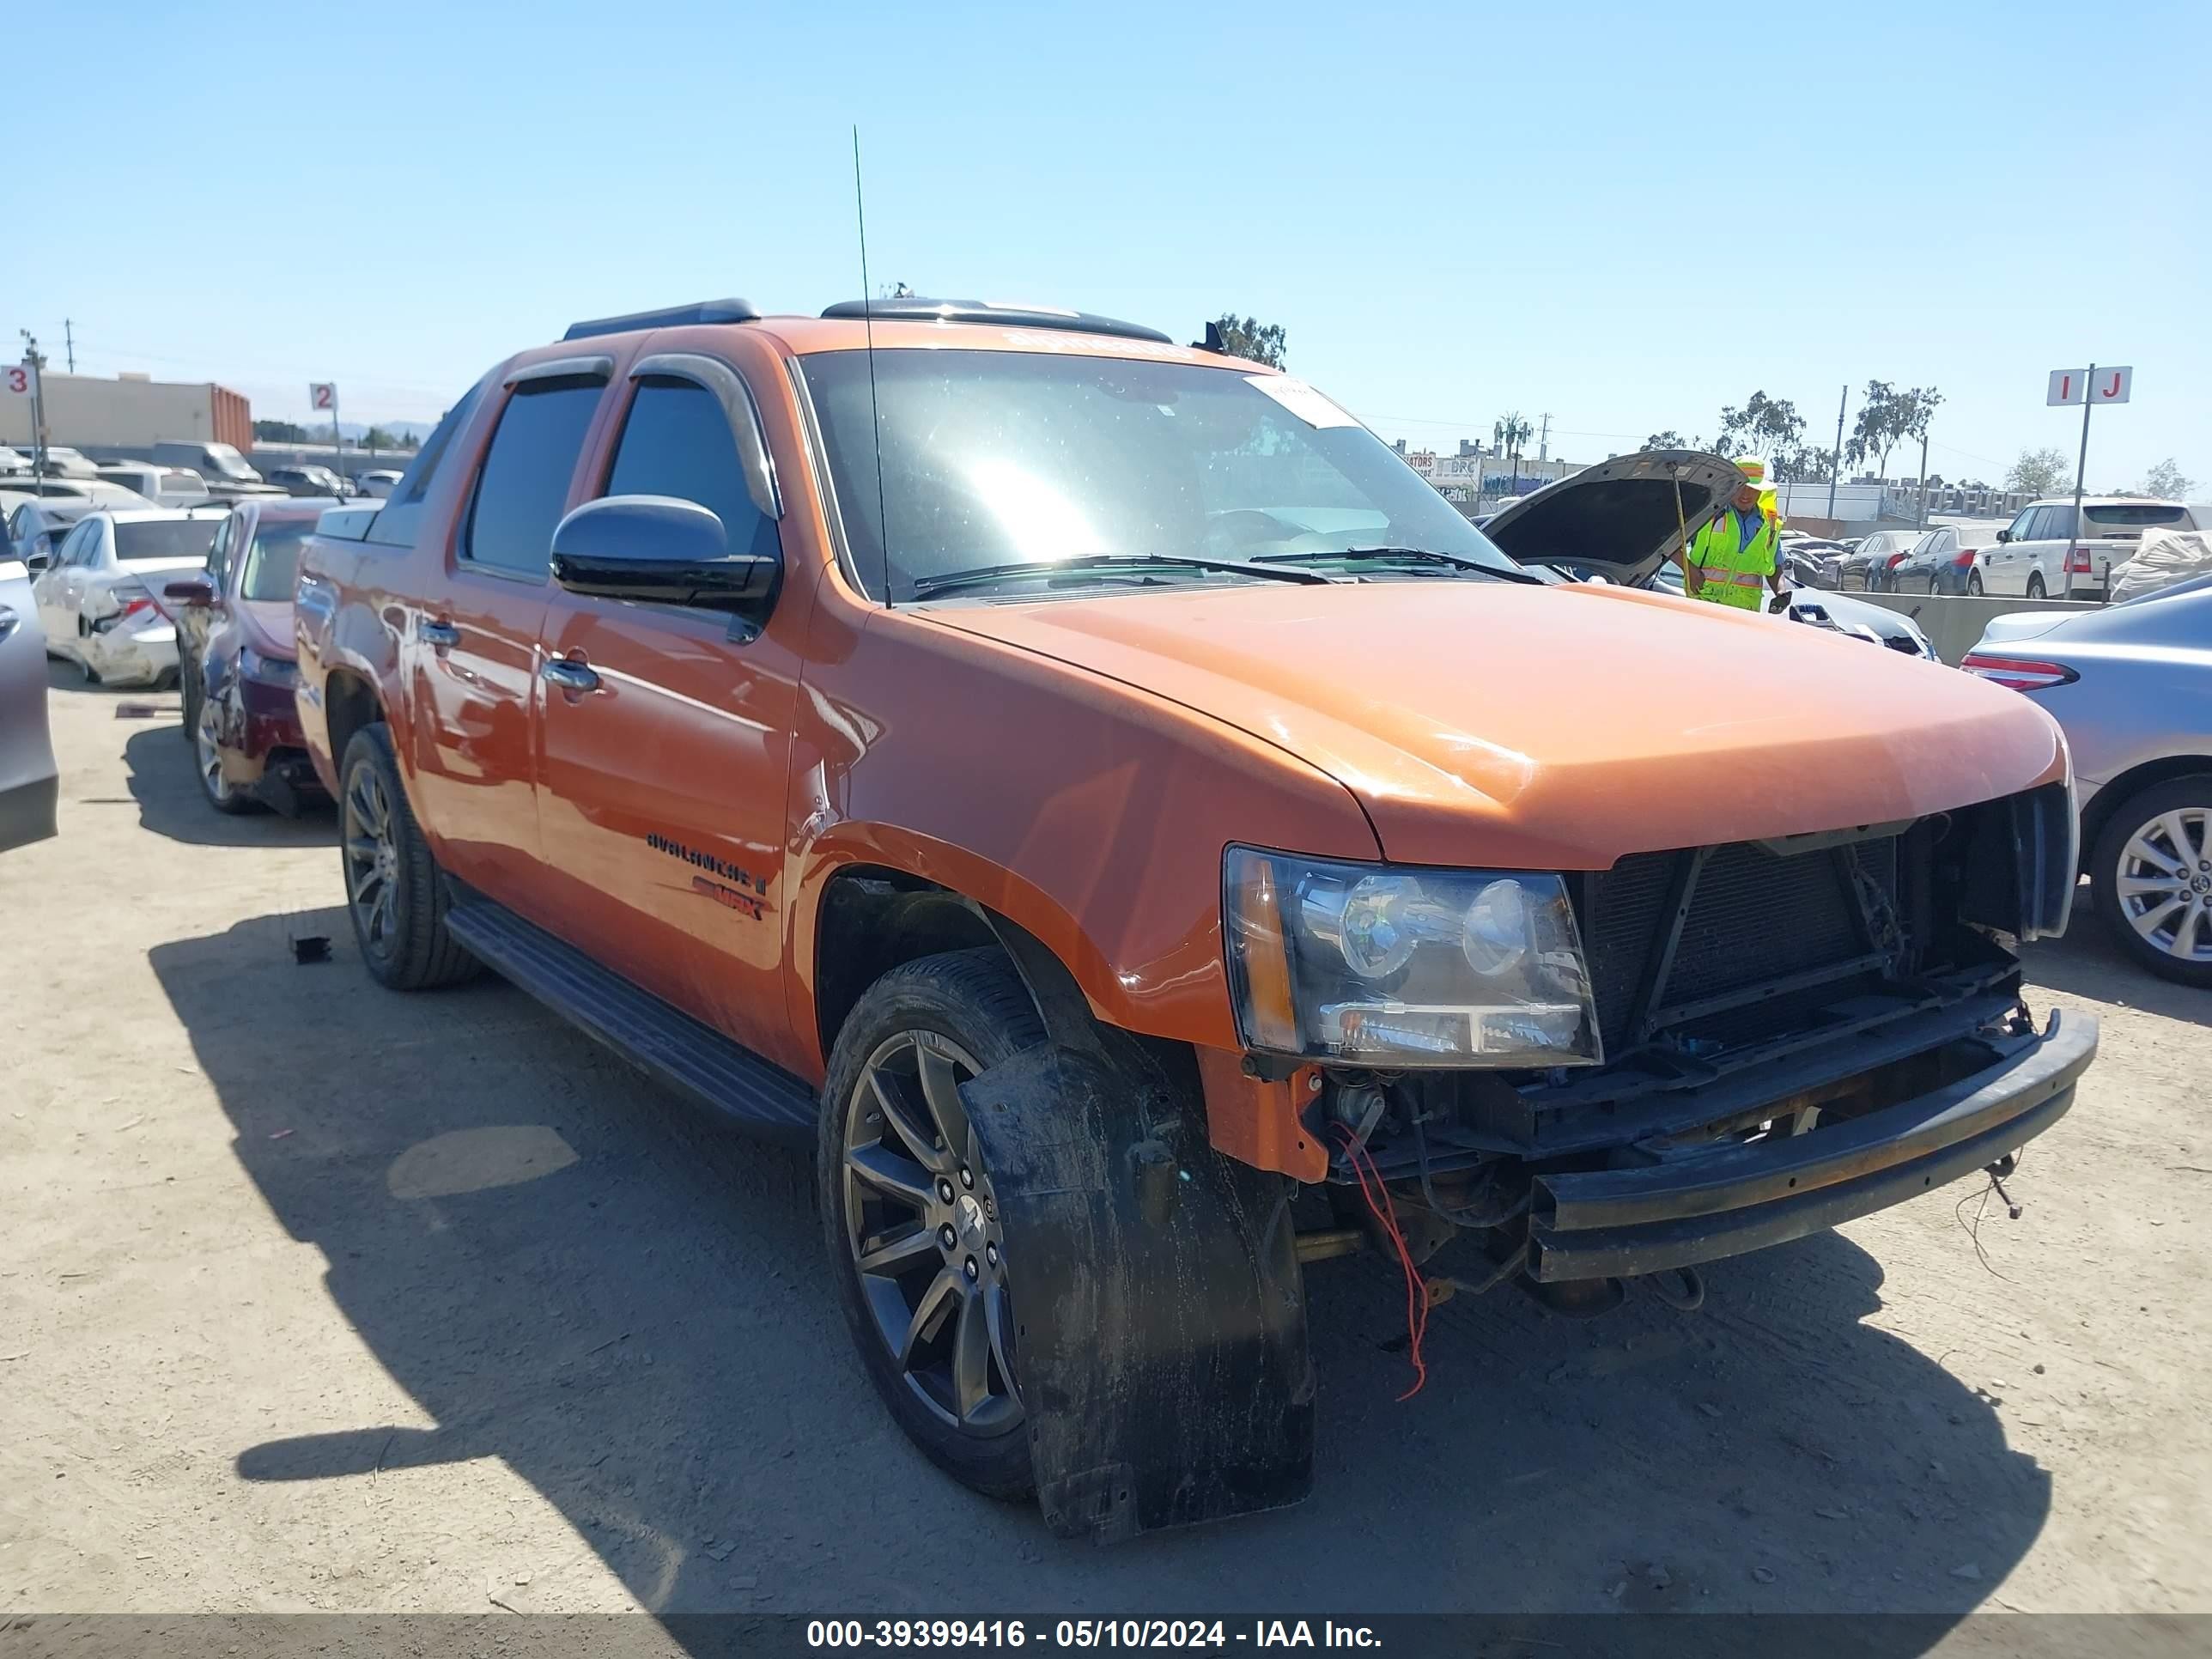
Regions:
[[2004, 509, 2035, 543], [59, 521, 100, 566], [206, 516, 235, 587], [368, 376, 490, 547], [601, 378, 778, 563], [461, 380, 605, 576], [2041, 505, 2076, 542]]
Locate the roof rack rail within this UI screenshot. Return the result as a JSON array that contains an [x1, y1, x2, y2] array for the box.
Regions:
[[562, 299, 760, 342], [818, 297, 1172, 346]]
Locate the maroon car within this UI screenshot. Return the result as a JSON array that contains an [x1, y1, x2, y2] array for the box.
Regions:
[[163, 500, 328, 815]]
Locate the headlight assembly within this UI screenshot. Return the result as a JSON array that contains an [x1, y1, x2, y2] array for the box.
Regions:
[[1224, 848, 1601, 1068]]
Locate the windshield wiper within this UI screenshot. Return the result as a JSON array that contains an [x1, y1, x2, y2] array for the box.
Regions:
[[908, 553, 1333, 601], [1251, 546, 1544, 583]]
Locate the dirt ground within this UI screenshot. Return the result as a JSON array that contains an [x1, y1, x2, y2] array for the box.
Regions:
[[3, 665, 2209, 1626]]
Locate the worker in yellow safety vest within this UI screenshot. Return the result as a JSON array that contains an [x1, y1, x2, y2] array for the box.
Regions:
[[1681, 457, 1786, 611]]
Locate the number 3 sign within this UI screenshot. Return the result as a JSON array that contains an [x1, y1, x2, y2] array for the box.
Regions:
[[5, 366, 27, 395]]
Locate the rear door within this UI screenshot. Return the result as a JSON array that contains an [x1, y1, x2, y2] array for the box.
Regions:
[[533, 347, 809, 1073], [404, 356, 614, 908]]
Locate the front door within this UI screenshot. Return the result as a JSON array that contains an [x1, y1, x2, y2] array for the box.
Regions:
[[533, 358, 809, 1074], [404, 366, 611, 909]]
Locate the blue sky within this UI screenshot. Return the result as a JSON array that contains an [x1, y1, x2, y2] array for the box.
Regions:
[[9, 0, 2206, 490]]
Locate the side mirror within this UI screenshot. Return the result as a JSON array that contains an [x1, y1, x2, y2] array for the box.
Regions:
[[1996, 529, 2011, 543], [164, 574, 217, 607], [25, 550, 51, 573], [550, 495, 776, 612]]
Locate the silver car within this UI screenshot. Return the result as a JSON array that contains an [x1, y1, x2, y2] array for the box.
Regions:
[[1966, 578, 2212, 984], [0, 535, 59, 851]]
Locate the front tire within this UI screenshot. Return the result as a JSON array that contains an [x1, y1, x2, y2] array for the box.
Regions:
[[1967, 570, 1984, 596], [337, 723, 480, 989], [194, 690, 258, 816], [2092, 777, 2212, 987], [819, 950, 1047, 1499]]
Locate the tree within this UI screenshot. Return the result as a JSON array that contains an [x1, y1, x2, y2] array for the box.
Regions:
[[254, 418, 307, 442], [2138, 458, 2197, 499], [361, 425, 401, 452], [1844, 380, 1941, 479], [1773, 441, 1832, 484], [1209, 314, 1287, 368], [2007, 446, 2070, 496], [1715, 391, 1806, 464], [1644, 429, 1688, 450], [1494, 411, 1534, 476]]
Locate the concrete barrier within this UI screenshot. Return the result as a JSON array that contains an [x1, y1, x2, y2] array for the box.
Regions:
[[1838, 592, 2098, 665]]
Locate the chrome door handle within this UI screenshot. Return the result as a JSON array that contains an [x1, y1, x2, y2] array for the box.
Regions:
[[418, 618, 461, 647], [541, 659, 600, 692]]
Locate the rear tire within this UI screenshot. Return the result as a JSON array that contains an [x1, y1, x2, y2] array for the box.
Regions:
[[2027, 573, 2047, 599], [2091, 776, 2212, 988], [179, 659, 202, 746], [337, 723, 481, 990], [819, 950, 1048, 1500]]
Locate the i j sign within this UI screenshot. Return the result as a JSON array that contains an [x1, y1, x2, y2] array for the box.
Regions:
[[2048, 367, 2133, 406]]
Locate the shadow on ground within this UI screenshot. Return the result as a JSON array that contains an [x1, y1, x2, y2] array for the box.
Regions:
[[116, 718, 333, 848], [2021, 907, 2212, 1030], [151, 909, 2048, 1638]]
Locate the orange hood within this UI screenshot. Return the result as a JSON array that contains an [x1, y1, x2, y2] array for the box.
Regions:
[[923, 580, 2067, 869]]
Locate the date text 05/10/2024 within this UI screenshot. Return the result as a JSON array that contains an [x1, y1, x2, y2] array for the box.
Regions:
[[805, 1622, 1383, 1650]]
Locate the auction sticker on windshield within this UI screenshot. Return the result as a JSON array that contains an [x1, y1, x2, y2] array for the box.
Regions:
[[1246, 375, 1357, 428]]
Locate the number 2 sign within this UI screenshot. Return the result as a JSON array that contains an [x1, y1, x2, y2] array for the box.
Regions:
[[309, 382, 337, 410]]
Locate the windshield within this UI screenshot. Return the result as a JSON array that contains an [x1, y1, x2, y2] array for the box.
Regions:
[[115, 519, 222, 562], [799, 349, 1519, 601], [203, 444, 259, 482], [240, 522, 310, 601]]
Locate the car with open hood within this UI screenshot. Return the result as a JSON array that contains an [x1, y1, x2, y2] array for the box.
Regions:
[[294, 297, 2092, 1541], [1480, 450, 1936, 659]]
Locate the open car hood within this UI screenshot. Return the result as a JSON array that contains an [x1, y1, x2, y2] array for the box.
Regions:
[[1480, 449, 1746, 584]]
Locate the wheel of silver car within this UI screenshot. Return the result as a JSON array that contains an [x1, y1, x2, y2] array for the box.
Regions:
[[2027, 573, 2046, 599], [1967, 570, 1984, 596], [194, 692, 255, 815], [818, 950, 1047, 1498], [2094, 777, 2212, 988]]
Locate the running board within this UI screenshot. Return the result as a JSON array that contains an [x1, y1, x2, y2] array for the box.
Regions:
[[443, 896, 818, 1139]]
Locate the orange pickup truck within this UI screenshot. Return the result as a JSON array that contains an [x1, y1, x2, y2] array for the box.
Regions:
[[295, 297, 2094, 1540]]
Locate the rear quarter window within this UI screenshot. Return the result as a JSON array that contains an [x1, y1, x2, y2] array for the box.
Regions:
[[367, 377, 491, 549]]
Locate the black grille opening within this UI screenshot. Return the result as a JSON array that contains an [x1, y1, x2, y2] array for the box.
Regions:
[[1579, 832, 1914, 1056]]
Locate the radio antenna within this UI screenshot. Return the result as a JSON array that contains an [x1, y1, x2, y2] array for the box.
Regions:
[[853, 126, 893, 609]]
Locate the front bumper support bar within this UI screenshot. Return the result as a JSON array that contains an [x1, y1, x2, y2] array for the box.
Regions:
[[1529, 1010, 2097, 1282]]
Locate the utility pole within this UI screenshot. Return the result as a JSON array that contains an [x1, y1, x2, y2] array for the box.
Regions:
[[1916, 426, 1931, 529], [2063, 363, 2096, 601], [63, 319, 75, 374], [18, 331, 48, 477], [1538, 411, 1551, 464], [1826, 384, 1847, 520]]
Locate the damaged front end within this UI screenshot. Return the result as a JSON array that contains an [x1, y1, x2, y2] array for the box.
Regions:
[[1241, 781, 2095, 1299]]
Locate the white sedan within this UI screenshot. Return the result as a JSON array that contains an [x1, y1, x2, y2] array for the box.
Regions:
[[27, 507, 227, 687]]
